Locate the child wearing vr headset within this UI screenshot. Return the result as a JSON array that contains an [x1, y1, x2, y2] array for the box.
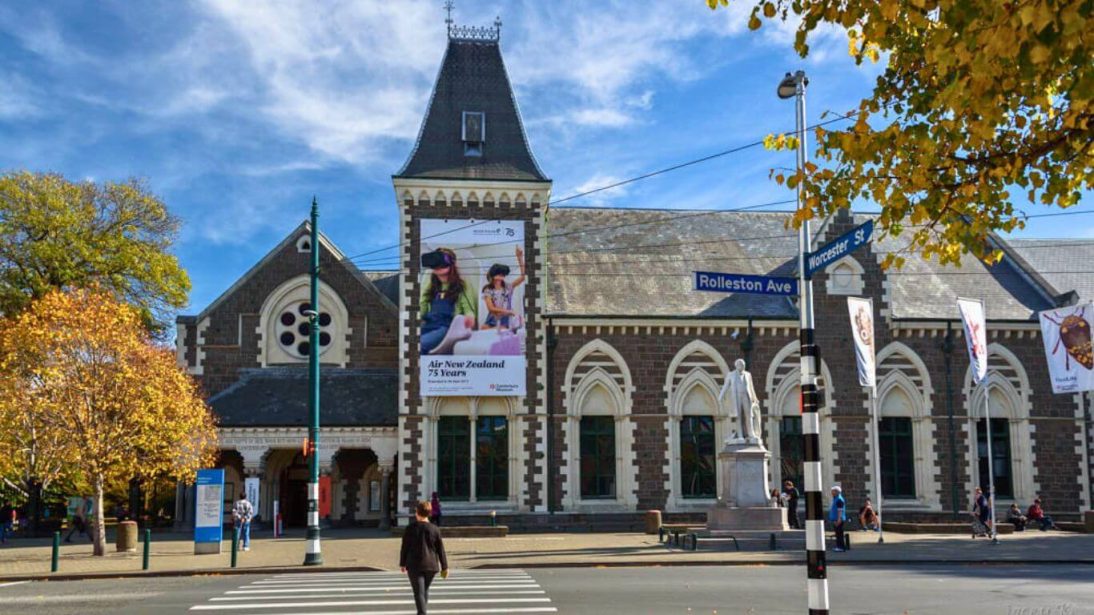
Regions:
[[419, 248, 478, 355], [481, 245, 526, 330]]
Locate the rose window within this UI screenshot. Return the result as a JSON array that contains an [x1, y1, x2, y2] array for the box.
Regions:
[[276, 302, 333, 358]]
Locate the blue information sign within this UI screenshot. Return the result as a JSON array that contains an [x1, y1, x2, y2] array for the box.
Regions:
[[193, 468, 224, 553], [805, 220, 874, 279], [694, 271, 798, 296]]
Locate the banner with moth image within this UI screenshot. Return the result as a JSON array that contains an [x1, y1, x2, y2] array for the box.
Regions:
[[847, 297, 876, 392], [957, 297, 989, 384], [1038, 303, 1094, 394], [418, 218, 526, 397]]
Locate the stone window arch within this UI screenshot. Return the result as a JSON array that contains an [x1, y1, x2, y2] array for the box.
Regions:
[[824, 256, 865, 296], [873, 342, 940, 510], [561, 339, 637, 511], [257, 275, 351, 367], [963, 343, 1036, 506], [764, 341, 837, 495], [663, 340, 730, 511]]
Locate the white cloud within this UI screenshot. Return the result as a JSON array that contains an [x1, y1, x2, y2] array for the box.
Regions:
[[569, 173, 630, 205], [194, 0, 445, 164]]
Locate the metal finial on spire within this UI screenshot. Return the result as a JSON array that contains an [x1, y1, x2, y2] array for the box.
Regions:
[[444, 0, 454, 34]]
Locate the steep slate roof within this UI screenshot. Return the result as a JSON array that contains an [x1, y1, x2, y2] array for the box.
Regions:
[[363, 271, 399, 305], [209, 368, 397, 427], [865, 214, 1055, 321], [545, 208, 1060, 321], [546, 208, 799, 319], [1008, 239, 1094, 302], [395, 35, 548, 182]]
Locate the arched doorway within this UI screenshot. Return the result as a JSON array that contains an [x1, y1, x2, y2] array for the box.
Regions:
[[279, 452, 309, 527]]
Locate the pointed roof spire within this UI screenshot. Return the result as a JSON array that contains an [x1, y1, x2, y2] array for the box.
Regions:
[[395, 15, 548, 182]]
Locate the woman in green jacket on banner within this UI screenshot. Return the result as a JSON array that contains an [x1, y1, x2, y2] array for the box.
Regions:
[[420, 248, 478, 355]]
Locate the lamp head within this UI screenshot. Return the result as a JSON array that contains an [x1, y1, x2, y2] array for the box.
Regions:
[[777, 71, 807, 99], [302, 309, 319, 319]]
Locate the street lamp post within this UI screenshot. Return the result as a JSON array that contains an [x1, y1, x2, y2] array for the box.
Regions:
[[779, 70, 829, 615], [303, 197, 324, 566]]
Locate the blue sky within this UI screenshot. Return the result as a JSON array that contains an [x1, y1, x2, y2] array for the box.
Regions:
[[0, 0, 1088, 313]]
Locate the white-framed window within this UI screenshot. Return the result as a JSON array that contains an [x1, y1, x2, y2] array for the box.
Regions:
[[561, 340, 637, 512], [664, 340, 731, 511]]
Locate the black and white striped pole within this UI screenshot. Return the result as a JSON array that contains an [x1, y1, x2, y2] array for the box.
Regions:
[[303, 197, 324, 566], [779, 70, 829, 614]]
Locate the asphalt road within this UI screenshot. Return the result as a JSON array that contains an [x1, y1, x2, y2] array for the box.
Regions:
[[1, 564, 1091, 614]]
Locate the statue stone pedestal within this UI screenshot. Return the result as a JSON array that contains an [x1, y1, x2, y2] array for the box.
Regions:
[[707, 441, 788, 531]]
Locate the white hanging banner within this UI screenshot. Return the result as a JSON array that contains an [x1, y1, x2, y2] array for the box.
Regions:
[[245, 477, 261, 520], [957, 297, 988, 384], [1038, 303, 1094, 394], [847, 297, 876, 392]]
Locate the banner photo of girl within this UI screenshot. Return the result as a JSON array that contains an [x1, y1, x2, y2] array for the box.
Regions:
[[418, 218, 526, 397]]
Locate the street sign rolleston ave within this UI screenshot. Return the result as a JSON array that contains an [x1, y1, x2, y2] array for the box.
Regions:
[[694, 271, 798, 296]]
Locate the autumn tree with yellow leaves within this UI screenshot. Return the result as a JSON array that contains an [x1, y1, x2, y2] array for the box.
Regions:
[[0, 289, 216, 555], [708, 0, 1092, 266]]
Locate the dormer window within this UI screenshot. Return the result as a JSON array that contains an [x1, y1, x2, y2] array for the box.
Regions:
[[462, 111, 485, 156]]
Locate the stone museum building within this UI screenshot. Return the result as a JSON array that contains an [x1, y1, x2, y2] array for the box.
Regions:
[[174, 22, 1092, 529]]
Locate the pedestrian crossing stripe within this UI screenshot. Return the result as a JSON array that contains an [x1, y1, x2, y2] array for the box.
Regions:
[[189, 569, 557, 614]]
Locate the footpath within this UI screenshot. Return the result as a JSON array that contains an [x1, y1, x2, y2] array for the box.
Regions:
[[1, 527, 1091, 582]]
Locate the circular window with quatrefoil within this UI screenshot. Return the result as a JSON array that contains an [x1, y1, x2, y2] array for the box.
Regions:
[[275, 301, 334, 358]]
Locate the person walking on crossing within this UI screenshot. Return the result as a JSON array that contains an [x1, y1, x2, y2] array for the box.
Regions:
[[232, 493, 254, 552], [400, 500, 449, 615]]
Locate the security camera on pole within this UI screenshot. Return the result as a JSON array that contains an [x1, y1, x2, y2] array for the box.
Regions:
[[778, 69, 830, 615]]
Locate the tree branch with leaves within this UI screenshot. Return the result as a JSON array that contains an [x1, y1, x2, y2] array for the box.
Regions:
[[709, 0, 1092, 267]]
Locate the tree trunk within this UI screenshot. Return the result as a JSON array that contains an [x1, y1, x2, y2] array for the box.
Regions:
[[92, 475, 106, 556]]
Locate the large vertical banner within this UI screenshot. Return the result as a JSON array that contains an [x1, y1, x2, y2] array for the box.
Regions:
[[193, 468, 224, 554], [957, 297, 988, 384], [1038, 303, 1094, 394], [418, 218, 527, 396], [847, 297, 876, 392], [244, 476, 261, 521]]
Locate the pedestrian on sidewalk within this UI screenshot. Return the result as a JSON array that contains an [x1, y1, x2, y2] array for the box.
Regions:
[[232, 493, 254, 551], [1006, 503, 1027, 531], [829, 485, 846, 552], [430, 492, 442, 527], [64, 497, 91, 543], [859, 498, 879, 531], [400, 500, 449, 615], [783, 480, 800, 529], [971, 487, 991, 538], [1027, 497, 1056, 531], [0, 500, 13, 544]]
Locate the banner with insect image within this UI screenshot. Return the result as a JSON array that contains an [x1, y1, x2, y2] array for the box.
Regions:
[[418, 218, 526, 396], [1038, 303, 1094, 394], [847, 297, 876, 392]]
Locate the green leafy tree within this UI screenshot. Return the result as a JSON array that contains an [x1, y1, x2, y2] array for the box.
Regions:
[[0, 171, 190, 332], [708, 0, 1092, 266]]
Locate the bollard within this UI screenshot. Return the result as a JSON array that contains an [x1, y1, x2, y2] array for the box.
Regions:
[[231, 526, 239, 568], [142, 529, 151, 570], [769, 532, 777, 550], [658, 526, 665, 543], [688, 533, 698, 551], [51, 531, 60, 573]]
